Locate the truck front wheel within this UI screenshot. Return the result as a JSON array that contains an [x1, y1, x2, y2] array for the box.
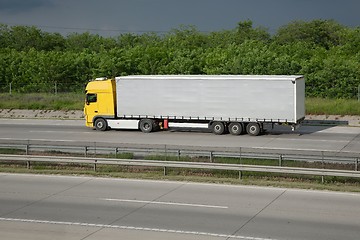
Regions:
[[246, 122, 261, 136], [139, 119, 154, 133], [94, 118, 108, 131]]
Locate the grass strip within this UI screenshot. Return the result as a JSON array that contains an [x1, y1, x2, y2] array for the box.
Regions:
[[0, 93, 84, 110], [306, 97, 360, 115]]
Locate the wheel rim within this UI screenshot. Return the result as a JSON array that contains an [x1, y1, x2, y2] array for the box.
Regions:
[[140, 119, 154, 133], [250, 126, 256, 133], [143, 123, 150, 130], [97, 122, 103, 129], [247, 123, 260, 136], [212, 122, 224, 134], [229, 123, 242, 135]]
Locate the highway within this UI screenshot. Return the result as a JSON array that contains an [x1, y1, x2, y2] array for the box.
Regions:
[[1, 120, 360, 239], [0, 173, 359, 240], [0, 119, 359, 153]]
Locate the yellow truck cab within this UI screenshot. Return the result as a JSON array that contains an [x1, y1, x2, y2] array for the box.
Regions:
[[84, 78, 116, 130]]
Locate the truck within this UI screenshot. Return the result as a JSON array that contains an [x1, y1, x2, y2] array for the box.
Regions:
[[84, 75, 305, 136]]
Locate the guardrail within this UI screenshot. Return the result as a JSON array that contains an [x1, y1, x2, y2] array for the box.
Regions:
[[1, 154, 360, 182], [0, 141, 359, 170]]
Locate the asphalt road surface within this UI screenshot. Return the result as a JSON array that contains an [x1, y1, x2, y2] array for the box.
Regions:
[[0, 119, 359, 154], [0, 173, 359, 240]]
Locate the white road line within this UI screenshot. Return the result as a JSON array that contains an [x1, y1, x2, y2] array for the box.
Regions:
[[0, 217, 276, 240], [101, 198, 229, 209]]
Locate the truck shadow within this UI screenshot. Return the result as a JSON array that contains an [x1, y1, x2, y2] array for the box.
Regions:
[[302, 119, 349, 126], [265, 119, 349, 136]]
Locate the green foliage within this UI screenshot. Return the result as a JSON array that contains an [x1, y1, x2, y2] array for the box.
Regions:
[[236, 20, 270, 43], [0, 20, 359, 99], [274, 19, 344, 49], [65, 32, 117, 52], [0, 93, 84, 110], [0, 24, 66, 51]]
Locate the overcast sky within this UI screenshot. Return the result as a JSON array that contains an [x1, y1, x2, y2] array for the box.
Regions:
[[0, 0, 359, 36]]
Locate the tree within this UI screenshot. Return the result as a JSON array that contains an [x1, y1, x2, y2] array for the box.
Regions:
[[0, 24, 65, 51], [65, 32, 117, 52], [236, 20, 270, 43], [0, 20, 359, 98], [274, 19, 345, 49], [165, 25, 207, 49], [337, 27, 360, 55]]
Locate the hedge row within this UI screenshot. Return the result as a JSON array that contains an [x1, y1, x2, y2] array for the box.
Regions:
[[0, 20, 359, 98]]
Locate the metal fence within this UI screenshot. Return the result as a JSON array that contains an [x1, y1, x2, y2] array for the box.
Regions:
[[0, 82, 85, 94], [0, 140, 359, 170], [1, 154, 360, 182]]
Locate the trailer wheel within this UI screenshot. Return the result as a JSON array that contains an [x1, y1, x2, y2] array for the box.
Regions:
[[246, 122, 261, 136], [228, 122, 242, 135], [211, 121, 225, 135], [139, 119, 154, 133], [94, 118, 107, 131]]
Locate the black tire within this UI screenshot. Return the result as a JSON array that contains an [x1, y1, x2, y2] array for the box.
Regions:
[[246, 122, 261, 136], [94, 118, 107, 131], [228, 122, 243, 135], [139, 119, 154, 133], [211, 121, 225, 135]]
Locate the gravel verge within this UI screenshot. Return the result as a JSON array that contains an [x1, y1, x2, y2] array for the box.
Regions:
[[0, 109, 84, 120]]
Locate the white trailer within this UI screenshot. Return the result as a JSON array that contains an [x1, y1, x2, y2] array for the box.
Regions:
[[85, 75, 305, 136]]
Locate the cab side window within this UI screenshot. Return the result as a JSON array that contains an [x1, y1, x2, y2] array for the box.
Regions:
[[86, 93, 97, 104]]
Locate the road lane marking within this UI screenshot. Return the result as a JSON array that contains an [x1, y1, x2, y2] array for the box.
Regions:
[[101, 198, 229, 209], [0, 217, 276, 240]]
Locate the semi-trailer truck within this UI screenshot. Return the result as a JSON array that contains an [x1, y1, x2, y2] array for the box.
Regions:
[[84, 75, 305, 136]]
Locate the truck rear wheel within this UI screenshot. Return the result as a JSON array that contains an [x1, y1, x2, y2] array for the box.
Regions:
[[94, 118, 108, 131], [246, 122, 261, 136], [211, 121, 225, 135], [139, 119, 154, 133], [228, 122, 243, 135]]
